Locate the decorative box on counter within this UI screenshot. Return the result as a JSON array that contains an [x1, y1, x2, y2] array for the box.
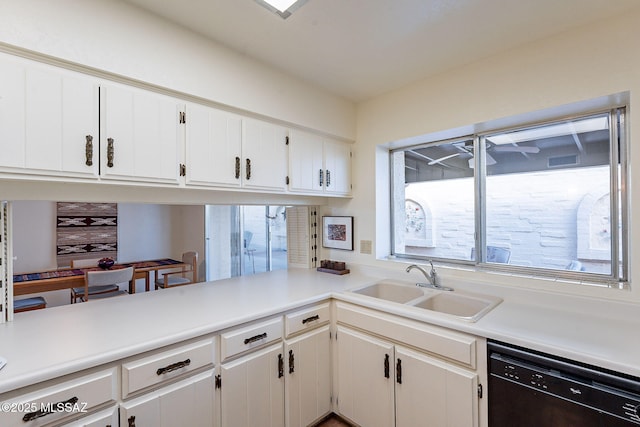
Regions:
[[317, 260, 350, 275]]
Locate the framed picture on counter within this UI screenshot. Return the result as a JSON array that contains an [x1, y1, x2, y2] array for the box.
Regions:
[[322, 216, 354, 251]]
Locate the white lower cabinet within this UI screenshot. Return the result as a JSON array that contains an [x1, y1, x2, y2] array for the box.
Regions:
[[63, 406, 119, 427], [285, 325, 332, 427], [220, 343, 285, 427], [336, 326, 395, 427], [120, 370, 215, 427], [335, 302, 484, 427]]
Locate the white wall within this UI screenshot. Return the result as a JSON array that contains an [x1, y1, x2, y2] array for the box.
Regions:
[[326, 8, 640, 302], [0, 0, 355, 140]]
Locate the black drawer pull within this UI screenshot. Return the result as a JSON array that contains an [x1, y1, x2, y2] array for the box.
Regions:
[[384, 354, 390, 378], [22, 396, 78, 422], [244, 332, 267, 345], [156, 358, 191, 375], [302, 314, 320, 324]]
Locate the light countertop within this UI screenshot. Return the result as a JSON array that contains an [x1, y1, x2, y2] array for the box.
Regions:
[[1, 266, 639, 395]]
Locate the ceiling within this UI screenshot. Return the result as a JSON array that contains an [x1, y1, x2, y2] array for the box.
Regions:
[[122, 0, 640, 102]]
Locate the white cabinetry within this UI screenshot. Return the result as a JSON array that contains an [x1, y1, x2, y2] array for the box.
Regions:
[[119, 338, 216, 427], [185, 106, 287, 191], [0, 53, 99, 178], [336, 326, 395, 427], [241, 118, 288, 192], [220, 343, 285, 427], [335, 302, 484, 427], [120, 370, 215, 427], [284, 303, 332, 427], [185, 104, 242, 188], [219, 316, 285, 427], [100, 83, 184, 185], [288, 129, 351, 196], [0, 367, 117, 427]]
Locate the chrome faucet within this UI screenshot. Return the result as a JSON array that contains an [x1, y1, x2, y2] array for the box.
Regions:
[[406, 261, 453, 291]]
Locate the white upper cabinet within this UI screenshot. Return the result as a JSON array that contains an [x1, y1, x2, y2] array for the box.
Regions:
[[186, 106, 288, 192], [242, 117, 288, 192], [288, 129, 352, 196], [185, 103, 242, 188], [100, 83, 184, 185], [0, 53, 99, 178]]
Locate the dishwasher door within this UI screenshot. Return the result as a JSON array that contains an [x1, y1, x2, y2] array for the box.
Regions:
[[488, 341, 640, 427]]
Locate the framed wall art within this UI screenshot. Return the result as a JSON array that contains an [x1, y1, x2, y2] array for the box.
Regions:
[[322, 216, 354, 251]]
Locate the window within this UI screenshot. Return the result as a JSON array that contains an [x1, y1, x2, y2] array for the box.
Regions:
[[205, 205, 288, 281], [390, 108, 628, 287]]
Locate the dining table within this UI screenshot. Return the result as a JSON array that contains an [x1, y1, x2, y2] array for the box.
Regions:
[[12, 258, 188, 296]]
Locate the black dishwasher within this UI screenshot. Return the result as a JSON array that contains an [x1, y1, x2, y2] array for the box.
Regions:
[[488, 341, 640, 426]]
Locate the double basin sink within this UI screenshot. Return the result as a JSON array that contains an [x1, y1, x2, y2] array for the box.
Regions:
[[350, 279, 501, 322]]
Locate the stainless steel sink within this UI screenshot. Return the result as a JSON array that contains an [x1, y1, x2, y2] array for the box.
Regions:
[[350, 279, 501, 322], [410, 292, 501, 322], [351, 280, 425, 303]]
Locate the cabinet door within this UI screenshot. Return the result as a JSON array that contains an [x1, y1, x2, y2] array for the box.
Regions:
[[220, 343, 285, 427], [101, 84, 183, 185], [241, 118, 287, 191], [287, 129, 324, 194], [285, 325, 331, 427], [395, 346, 479, 427], [120, 370, 215, 427], [336, 326, 394, 427], [323, 140, 351, 195], [63, 406, 119, 427], [186, 104, 242, 188], [0, 53, 99, 178]]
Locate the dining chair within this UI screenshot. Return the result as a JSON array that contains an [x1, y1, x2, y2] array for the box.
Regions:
[[14, 296, 47, 313], [155, 251, 199, 289], [74, 267, 133, 303], [470, 246, 511, 263], [70, 258, 124, 303]]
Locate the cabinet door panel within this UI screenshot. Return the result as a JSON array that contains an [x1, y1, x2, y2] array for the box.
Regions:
[[288, 130, 324, 193], [120, 370, 215, 427], [324, 140, 351, 195], [0, 55, 25, 169], [286, 325, 331, 427], [0, 54, 98, 177], [241, 118, 287, 191], [186, 104, 242, 187], [101, 84, 182, 184], [221, 343, 284, 427], [336, 326, 394, 427], [395, 346, 478, 427]]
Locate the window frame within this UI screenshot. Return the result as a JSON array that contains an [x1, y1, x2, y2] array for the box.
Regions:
[[390, 108, 629, 289]]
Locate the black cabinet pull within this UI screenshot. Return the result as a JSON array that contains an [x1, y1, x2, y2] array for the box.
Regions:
[[156, 358, 191, 375], [235, 156, 240, 179], [302, 314, 320, 324], [278, 353, 284, 378], [85, 135, 93, 166], [244, 332, 267, 345], [384, 354, 390, 378], [326, 169, 331, 187], [289, 349, 295, 374], [22, 396, 78, 422], [396, 358, 402, 384], [319, 169, 324, 186], [128, 415, 136, 427], [107, 138, 114, 168], [246, 158, 251, 180]]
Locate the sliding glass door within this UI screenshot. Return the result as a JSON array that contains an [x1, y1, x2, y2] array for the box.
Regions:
[[205, 205, 287, 281]]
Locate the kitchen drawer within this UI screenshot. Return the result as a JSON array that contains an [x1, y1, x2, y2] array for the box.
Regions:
[[285, 302, 330, 337], [221, 316, 283, 361], [336, 302, 477, 369], [122, 338, 215, 398], [0, 367, 117, 427]]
